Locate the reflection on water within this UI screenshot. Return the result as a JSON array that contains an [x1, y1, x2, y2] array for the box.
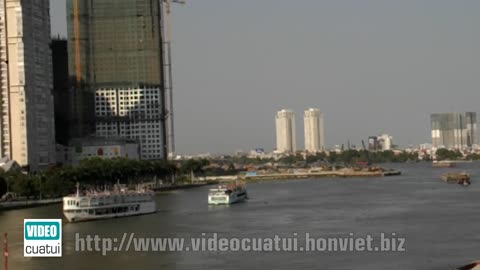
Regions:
[[1, 162, 480, 269]]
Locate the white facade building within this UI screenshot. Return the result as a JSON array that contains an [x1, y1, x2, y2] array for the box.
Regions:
[[275, 109, 296, 153], [377, 134, 393, 151], [304, 108, 325, 152], [94, 87, 164, 160], [0, 0, 56, 170]]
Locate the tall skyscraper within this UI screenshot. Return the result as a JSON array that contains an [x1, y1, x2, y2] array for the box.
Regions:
[[0, 0, 56, 171], [67, 0, 168, 159], [303, 108, 325, 152], [275, 109, 296, 153], [431, 112, 477, 149], [52, 38, 72, 146]]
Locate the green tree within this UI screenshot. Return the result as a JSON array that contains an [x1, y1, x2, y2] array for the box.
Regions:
[[422, 154, 432, 161], [466, 153, 480, 160], [180, 159, 210, 178], [305, 152, 327, 164], [278, 154, 304, 165], [435, 149, 462, 161], [7, 172, 37, 199], [327, 151, 339, 164]]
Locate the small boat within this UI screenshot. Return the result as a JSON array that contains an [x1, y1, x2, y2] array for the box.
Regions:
[[208, 182, 248, 205], [456, 261, 480, 270], [441, 173, 471, 186], [432, 161, 456, 168], [63, 183, 156, 222]]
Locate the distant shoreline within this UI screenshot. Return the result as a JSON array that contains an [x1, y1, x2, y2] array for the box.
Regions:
[[151, 183, 211, 192], [239, 170, 402, 181]]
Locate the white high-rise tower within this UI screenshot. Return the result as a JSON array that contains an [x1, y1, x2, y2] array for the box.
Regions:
[[275, 109, 296, 153], [304, 108, 325, 152]]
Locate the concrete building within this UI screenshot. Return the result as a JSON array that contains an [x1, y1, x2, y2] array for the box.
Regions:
[[275, 109, 296, 153], [303, 108, 325, 152], [56, 138, 140, 166], [431, 112, 477, 149], [0, 0, 56, 171], [377, 134, 393, 151], [419, 143, 433, 151], [0, 157, 21, 172], [95, 88, 164, 160], [368, 136, 379, 151], [367, 134, 393, 151], [67, 0, 167, 159]]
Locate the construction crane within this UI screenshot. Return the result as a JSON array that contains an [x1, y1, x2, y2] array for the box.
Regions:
[[162, 0, 185, 159]]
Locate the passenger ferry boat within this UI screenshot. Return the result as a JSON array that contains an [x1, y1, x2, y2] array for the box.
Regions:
[[63, 183, 156, 222], [208, 182, 248, 205]]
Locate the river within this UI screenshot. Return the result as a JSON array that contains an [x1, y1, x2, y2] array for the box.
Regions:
[[1, 162, 480, 270]]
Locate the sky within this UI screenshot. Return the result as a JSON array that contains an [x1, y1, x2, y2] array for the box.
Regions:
[[50, 0, 480, 154]]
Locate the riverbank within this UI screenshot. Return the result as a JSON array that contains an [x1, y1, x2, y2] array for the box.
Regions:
[[0, 198, 62, 211], [0, 183, 217, 211], [152, 182, 213, 192], [239, 170, 401, 181], [0, 170, 401, 211]]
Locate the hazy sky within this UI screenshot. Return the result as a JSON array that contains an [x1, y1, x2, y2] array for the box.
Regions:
[[50, 0, 480, 154]]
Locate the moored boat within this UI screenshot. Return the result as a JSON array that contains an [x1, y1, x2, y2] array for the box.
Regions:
[[432, 161, 456, 168], [441, 173, 471, 186], [456, 261, 480, 270], [63, 183, 156, 222], [208, 182, 248, 205]]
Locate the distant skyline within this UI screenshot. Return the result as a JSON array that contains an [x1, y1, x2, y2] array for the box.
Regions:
[[50, 0, 480, 154]]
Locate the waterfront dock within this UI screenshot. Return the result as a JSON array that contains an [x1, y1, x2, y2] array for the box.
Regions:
[[239, 170, 401, 181]]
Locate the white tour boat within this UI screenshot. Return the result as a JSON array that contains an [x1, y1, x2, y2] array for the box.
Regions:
[[208, 182, 248, 205], [63, 183, 156, 222]]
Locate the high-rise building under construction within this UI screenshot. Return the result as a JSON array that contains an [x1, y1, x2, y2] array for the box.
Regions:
[[67, 0, 167, 159], [431, 112, 477, 150]]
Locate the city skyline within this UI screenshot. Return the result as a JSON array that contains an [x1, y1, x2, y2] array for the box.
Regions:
[[49, 1, 480, 154], [2, 2, 480, 269]]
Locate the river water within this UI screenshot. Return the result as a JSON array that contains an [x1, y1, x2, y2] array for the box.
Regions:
[[1, 162, 480, 270]]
